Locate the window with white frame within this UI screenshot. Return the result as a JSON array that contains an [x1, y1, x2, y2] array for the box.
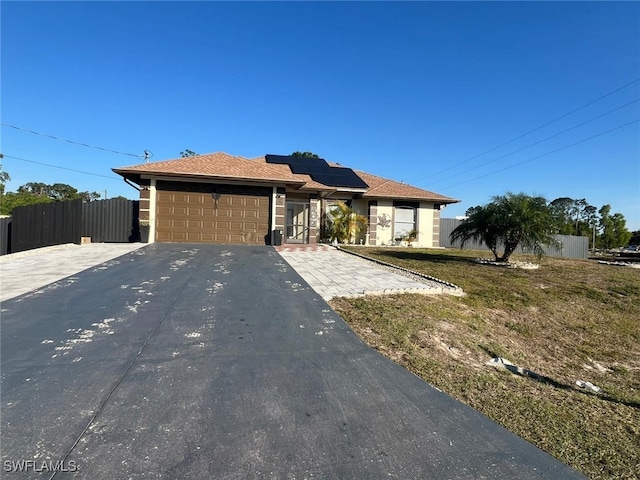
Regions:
[[394, 204, 417, 240]]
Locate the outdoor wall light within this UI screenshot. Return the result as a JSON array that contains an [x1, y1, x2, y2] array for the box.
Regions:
[[212, 192, 221, 210]]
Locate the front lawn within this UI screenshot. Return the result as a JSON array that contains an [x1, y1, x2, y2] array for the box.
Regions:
[[331, 247, 640, 480]]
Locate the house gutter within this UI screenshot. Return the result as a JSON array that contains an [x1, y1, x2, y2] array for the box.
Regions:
[[123, 177, 141, 191], [318, 190, 338, 199]]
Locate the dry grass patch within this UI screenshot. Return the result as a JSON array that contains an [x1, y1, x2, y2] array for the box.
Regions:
[[331, 247, 640, 480]]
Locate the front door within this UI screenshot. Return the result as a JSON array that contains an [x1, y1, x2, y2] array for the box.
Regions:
[[285, 202, 309, 243]]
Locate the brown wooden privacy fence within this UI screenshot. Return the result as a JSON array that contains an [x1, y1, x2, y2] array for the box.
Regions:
[[439, 218, 589, 259], [2, 198, 140, 255]]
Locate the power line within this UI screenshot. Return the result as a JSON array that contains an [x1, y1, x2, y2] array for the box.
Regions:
[[414, 76, 640, 185], [437, 117, 640, 191], [0, 123, 150, 159], [425, 97, 640, 187], [2, 154, 121, 180]]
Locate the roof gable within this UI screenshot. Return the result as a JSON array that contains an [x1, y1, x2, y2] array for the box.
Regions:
[[356, 170, 458, 203], [113, 152, 303, 184]]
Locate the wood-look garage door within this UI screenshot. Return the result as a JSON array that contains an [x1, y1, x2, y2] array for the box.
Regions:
[[156, 190, 270, 244]]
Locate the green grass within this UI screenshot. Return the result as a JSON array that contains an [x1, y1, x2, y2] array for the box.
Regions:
[[331, 247, 640, 479]]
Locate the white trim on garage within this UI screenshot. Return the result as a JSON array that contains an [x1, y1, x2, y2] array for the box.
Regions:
[[271, 186, 277, 245], [149, 178, 157, 244]]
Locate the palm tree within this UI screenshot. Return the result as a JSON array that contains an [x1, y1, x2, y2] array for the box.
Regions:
[[327, 202, 368, 244], [451, 192, 561, 262]]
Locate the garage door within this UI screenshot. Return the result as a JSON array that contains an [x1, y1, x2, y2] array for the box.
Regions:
[[156, 190, 270, 244]]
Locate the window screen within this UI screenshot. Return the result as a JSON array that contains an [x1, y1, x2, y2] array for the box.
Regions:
[[394, 206, 416, 238]]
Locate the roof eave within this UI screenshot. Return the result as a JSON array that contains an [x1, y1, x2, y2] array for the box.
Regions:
[[111, 169, 306, 186], [362, 193, 460, 204], [296, 185, 336, 192], [334, 187, 368, 194]]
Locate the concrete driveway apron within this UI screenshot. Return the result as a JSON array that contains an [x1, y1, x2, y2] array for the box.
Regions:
[[0, 244, 585, 479]]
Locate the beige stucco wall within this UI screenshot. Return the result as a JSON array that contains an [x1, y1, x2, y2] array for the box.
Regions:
[[368, 200, 438, 247], [350, 198, 368, 245], [318, 197, 441, 247], [415, 202, 435, 248], [350, 198, 367, 215], [375, 200, 394, 246]]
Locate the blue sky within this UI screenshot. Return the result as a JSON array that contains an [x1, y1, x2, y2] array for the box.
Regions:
[[2, 1, 639, 230]]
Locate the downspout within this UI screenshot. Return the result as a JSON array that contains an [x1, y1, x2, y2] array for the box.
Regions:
[[123, 178, 141, 191]]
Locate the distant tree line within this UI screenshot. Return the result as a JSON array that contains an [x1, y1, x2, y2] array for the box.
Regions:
[[452, 193, 635, 262], [548, 197, 632, 249], [0, 172, 102, 215]]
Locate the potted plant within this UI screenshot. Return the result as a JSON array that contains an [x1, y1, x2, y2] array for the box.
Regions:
[[139, 218, 150, 243], [406, 229, 418, 247]]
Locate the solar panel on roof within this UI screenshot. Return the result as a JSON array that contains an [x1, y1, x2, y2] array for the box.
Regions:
[[266, 155, 369, 189], [306, 163, 329, 175]]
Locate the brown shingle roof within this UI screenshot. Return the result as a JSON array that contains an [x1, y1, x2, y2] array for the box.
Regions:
[[356, 170, 459, 203], [113, 152, 458, 203], [113, 152, 304, 184]]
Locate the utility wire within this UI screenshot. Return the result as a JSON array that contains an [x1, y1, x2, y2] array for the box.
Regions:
[[1, 123, 148, 159], [2, 154, 121, 180], [414, 76, 640, 185], [426, 97, 640, 187], [437, 117, 640, 191]]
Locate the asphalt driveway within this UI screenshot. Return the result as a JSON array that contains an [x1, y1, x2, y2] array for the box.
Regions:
[[1, 244, 584, 479]]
